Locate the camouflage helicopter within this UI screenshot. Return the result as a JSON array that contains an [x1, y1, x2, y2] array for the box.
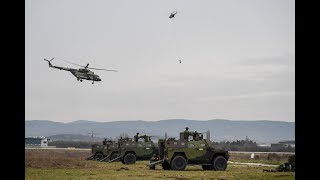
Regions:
[[43, 58, 117, 84]]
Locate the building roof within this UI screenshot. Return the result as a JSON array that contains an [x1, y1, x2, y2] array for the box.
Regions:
[[25, 136, 47, 139], [279, 140, 295, 144]]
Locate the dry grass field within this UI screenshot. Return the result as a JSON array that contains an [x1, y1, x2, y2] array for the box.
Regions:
[[25, 149, 294, 180]]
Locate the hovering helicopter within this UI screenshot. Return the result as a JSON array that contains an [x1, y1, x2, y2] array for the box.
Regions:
[[43, 58, 117, 84]]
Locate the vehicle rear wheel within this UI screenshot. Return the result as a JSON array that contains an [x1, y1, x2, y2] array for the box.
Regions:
[[150, 165, 156, 170], [111, 153, 120, 162], [94, 152, 104, 161], [124, 153, 136, 164], [213, 156, 227, 171], [171, 155, 187, 171]]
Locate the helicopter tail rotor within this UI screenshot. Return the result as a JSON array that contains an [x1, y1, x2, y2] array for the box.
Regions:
[[44, 58, 54, 67]]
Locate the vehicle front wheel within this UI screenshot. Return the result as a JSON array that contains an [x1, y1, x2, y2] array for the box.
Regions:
[[171, 155, 187, 171], [213, 156, 227, 171], [123, 153, 136, 164]]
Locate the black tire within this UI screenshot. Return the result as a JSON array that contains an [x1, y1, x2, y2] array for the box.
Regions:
[[213, 156, 227, 171], [111, 153, 120, 162], [94, 152, 104, 161], [123, 153, 136, 164], [150, 165, 156, 170], [202, 165, 214, 170], [162, 161, 171, 170], [171, 156, 187, 171]]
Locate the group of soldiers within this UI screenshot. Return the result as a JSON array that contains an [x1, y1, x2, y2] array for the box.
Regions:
[[102, 139, 113, 145], [103, 127, 200, 146], [182, 127, 203, 141], [263, 155, 295, 172], [103, 127, 201, 146], [134, 133, 150, 142]]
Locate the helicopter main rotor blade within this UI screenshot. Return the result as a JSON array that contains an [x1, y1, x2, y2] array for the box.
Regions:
[[88, 67, 118, 72], [56, 57, 85, 68], [56, 57, 117, 71]]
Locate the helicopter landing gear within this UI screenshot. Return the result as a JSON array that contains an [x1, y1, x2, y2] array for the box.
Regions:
[[92, 81, 94, 84]]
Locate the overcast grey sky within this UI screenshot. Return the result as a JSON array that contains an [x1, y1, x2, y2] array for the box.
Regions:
[[25, 0, 295, 123]]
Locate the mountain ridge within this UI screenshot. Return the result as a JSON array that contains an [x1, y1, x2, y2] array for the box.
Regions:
[[25, 119, 294, 144]]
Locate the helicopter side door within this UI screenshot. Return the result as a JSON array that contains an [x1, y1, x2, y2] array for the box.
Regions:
[[88, 74, 94, 80]]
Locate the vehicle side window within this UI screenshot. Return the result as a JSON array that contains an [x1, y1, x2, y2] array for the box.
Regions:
[[188, 144, 195, 148], [200, 144, 206, 147], [147, 144, 152, 147]]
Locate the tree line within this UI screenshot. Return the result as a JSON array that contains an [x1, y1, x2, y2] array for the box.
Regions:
[[212, 136, 295, 152]]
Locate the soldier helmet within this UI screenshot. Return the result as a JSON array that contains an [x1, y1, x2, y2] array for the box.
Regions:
[[137, 132, 139, 134], [185, 127, 189, 130]]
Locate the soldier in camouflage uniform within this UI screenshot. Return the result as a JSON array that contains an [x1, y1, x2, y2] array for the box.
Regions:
[[134, 133, 140, 142], [183, 127, 191, 141]]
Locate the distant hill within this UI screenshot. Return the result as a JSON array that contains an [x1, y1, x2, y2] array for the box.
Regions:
[[25, 119, 295, 143]]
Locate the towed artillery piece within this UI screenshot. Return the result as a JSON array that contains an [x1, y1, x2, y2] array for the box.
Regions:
[[86, 139, 120, 162]]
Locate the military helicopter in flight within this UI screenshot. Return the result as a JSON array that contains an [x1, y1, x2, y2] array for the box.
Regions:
[[43, 58, 117, 84]]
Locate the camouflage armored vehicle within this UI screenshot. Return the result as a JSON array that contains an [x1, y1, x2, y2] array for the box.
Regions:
[[148, 128, 229, 171], [86, 139, 120, 161], [115, 134, 158, 164]]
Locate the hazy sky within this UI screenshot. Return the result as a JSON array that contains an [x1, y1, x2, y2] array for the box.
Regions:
[[25, 0, 295, 123]]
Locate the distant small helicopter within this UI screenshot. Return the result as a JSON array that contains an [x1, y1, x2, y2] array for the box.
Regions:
[[169, 11, 178, 18], [43, 58, 117, 84]]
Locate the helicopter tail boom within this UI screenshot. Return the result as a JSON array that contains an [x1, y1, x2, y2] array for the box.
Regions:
[[44, 58, 54, 67]]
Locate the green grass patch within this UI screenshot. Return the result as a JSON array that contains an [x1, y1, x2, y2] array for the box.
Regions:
[[25, 149, 294, 179], [26, 161, 294, 180]]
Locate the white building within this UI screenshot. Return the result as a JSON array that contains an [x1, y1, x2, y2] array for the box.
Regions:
[[25, 136, 49, 147]]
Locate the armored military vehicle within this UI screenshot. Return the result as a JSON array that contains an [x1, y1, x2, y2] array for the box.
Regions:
[[86, 139, 120, 161], [148, 128, 229, 171], [115, 134, 158, 164]]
